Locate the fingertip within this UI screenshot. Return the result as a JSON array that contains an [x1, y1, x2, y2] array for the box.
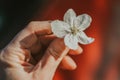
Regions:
[[69, 46, 83, 55]]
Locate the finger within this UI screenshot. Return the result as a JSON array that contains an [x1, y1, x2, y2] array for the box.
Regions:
[[60, 55, 77, 70], [69, 46, 83, 55], [26, 21, 52, 36], [11, 21, 52, 48], [33, 38, 69, 79], [38, 34, 56, 47]]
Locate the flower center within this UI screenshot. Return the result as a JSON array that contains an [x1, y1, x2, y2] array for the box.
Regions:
[[71, 27, 79, 35]]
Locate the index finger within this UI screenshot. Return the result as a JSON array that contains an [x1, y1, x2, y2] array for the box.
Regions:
[[11, 21, 52, 47], [26, 21, 52, 36]]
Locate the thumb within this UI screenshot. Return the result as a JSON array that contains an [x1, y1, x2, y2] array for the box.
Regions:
[[33, 38, 69, 79], [41, 38, 69, 68]]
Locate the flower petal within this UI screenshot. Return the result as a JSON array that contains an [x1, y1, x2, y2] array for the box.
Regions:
[[74, 14, 92, 31], [64, 33, 78, 50], [64, 9, 76, 26], [77, 31, 94, 44], [51, 20, 71, 38]]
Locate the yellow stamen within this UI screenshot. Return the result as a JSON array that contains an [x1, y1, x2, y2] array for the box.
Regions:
[[71, 27, 79, 35]]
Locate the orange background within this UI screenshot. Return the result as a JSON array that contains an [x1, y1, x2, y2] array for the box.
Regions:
[[33, 0, 119, 80]]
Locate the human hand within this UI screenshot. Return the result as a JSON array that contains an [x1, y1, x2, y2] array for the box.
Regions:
[[0, 21, 83, 80]]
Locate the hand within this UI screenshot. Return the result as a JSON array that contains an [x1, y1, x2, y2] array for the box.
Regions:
[[0, 21, 83, 80]]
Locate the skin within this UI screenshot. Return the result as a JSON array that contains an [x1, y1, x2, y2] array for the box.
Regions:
[[0, 21, 83, 80]]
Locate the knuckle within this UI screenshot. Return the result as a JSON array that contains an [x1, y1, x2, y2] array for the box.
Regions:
[[47, 39, 67, 58], [47, 47, 60, 58]]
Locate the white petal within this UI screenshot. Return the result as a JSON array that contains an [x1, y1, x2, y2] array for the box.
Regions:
[[64, 9, 76, 26], [74, 14, 92, 31], [51, 20, 71, 38], [64, 33, 78, 50], [77, 31, 94, 44]]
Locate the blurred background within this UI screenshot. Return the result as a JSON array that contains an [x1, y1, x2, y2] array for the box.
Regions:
[[0, 0, 120, 80]]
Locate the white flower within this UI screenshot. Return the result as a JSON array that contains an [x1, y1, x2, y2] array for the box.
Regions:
[[51, 9, 94, 50]]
